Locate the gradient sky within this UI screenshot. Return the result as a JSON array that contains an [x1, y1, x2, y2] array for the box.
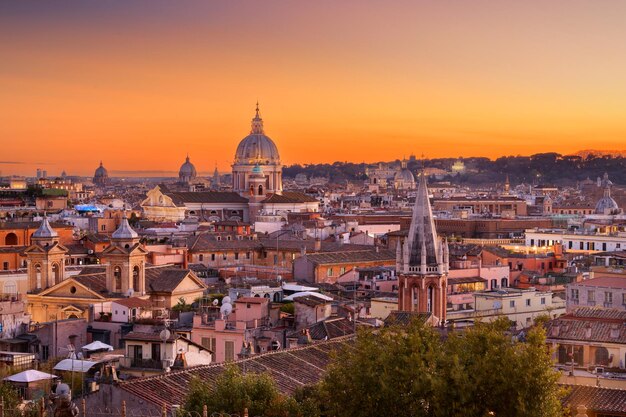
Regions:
[[2, 1, 626, 176]]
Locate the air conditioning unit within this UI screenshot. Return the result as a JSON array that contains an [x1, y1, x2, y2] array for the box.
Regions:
[[594, 367, 604, 374]]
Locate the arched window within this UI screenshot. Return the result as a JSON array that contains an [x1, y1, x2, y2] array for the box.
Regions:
[[52, 263, 61, 285], [133, 265, 140, 291], [114, 266, 122, 292], [5, 233, 17, 246], [427, 286, 434, 313], [595, 347, 610, 365], [35, 263, 42, 289], [258, 185, 263, 195]]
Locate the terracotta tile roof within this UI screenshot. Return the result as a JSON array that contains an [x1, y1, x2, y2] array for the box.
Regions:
[[562, 384, 626, 414], [384, 311, 431, 327], [570, 307, 626, 321], [146, 268, 204, 293], [544, 309, 626, 344], [262, 192, 318, 204], [113, 297, 153, 308], [302, 250, 395, 265], [294, 295, 332, 307], [165, 191, 248, 205], [119, 336, 353, 409], [73, 272, 108, 294], [574, 276, 626, 289], [287, 317, 358, 341]]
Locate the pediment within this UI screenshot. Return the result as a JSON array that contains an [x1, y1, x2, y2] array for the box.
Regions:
[[38, 278, 106, 300], [102, 245, 129, 255], [172, 272, 208, 293], [61, 305, 84, 313]]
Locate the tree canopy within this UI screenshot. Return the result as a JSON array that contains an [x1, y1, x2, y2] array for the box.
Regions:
[[184, 318, 563, 417]]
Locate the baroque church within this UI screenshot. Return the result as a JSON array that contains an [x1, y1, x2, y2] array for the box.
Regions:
[[141, 104, 319, 223], [25, 214, 207, 323], [396, 171, 449, 324]]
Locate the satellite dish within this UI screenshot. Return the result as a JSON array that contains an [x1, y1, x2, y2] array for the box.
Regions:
[[220, 302, 233, 318], [212, 299, 219, 306], [222, 296, 232, 304], [160, 329, 171, 342]]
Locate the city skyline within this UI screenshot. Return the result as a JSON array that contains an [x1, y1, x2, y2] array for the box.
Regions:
[[3, 1, 626, 175]]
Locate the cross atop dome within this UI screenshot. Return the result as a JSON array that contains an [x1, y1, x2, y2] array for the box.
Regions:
[[251, 102, 264, 134]]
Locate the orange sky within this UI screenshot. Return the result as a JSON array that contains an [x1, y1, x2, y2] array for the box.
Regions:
[[2, 1, 626, 176]]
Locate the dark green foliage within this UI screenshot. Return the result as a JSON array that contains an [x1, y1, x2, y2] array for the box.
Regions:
[[320, 318, 563, 417]]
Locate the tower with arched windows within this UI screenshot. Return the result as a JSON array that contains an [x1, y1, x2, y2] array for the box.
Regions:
[[396, 172, 449, 324], [100, 214, 148, 295], [24, 214, 69, 291]]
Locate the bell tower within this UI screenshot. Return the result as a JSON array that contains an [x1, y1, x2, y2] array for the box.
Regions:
[[24, 214, 69, 291], [396, 171, 449, 324], [100, 213, 148, 295]]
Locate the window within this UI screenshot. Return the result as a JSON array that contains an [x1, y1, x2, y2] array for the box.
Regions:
[[580, 242, 584, 250], [340, 267, 346, 275], [526, 299, 531, 307], [246, 252, 251, 259], [151, 343, 161, 361], [327, 268, 333, 277], [541, 297, 546, 305], [225, 341, 235, 362], [211, 254, 215, 261], [510, 300, 515, 308], [114, 266, 122, 292], [571, 289, 579, 300], [41, 345, 49, 361], [2, 262, 8, 271], [273, 255, 278, 265], [605, 292, 613, 306], [101, 225, 106, 231], [222, 253, 227, 260], [199, 254, 204, 261], [588, 290, 595, 302]]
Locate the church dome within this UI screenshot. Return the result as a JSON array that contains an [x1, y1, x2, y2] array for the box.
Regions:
[[595, 195, 619, 214], [93, 161, 109, 186], [395, 169, 415, 185], [179, 156, 197, 182], [595, 184, 619, 214], [94, 162, 108, 178], [234, 105, 280, 164]]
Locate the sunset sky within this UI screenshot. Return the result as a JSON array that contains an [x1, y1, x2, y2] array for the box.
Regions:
[[2, 1, 626, 176]]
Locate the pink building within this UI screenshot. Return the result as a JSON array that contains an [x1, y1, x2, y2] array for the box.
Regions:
[[191, 297, 270, 363]]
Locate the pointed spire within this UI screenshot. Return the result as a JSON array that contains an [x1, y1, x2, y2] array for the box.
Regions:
[[405, 167, 441, 272]]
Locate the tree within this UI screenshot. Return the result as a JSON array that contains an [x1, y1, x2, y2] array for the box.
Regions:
[[172, 297, 194, 312], [320, 318, 564, 417], [184, 366, 315, 417], [0, 381, 22, 411]]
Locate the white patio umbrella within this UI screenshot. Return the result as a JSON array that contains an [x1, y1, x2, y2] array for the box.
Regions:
[[81, 341, 114, 352], [4, 370, 58, 383]]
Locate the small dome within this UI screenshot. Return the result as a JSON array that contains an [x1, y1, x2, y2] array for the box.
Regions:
[[112, 216, 139, 240], [234, 105, 280, 164], [179, 156, 197, 182], [33, 215, 58, 239], [595, 196, 619, 214], [395, 169, 415, 184], [252, 163, 263, 174]]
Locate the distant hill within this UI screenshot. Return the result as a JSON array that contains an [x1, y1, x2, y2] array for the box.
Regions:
[[572, 149, 626, 158]]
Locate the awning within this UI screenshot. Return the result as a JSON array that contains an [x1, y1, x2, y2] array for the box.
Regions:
[[4, 370, 58, 383], [284, 291, 334, 301], [81, 341, 113, 352], [53, 359, 99, 373]]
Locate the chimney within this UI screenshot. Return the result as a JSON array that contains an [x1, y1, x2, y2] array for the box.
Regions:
[[314, 238, 321, 252], [585, 323, 592, 339], [551, 323, 560, 337]]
